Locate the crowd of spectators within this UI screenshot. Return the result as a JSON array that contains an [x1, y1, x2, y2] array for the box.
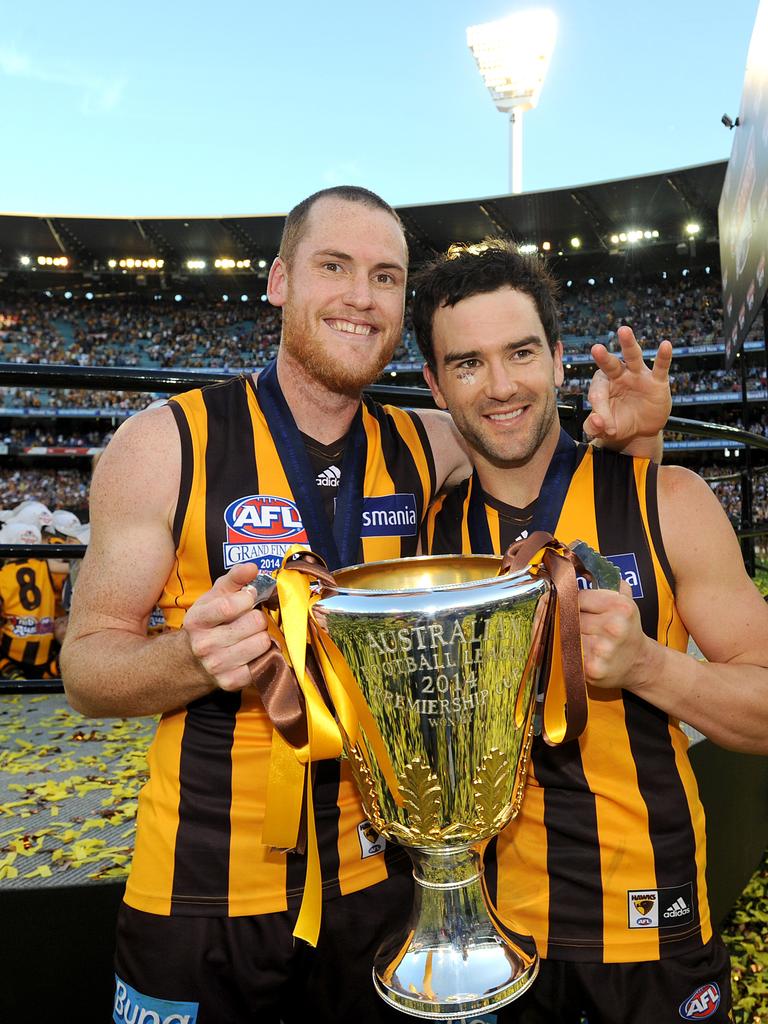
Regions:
[[700, 465, 768, 525], [1, 275, 767, 540], [0, 467, 90, 514], [2, 274, 761, 373]]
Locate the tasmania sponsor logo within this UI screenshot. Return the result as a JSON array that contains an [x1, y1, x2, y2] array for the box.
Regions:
[[606, 553, 644, 599], [357, 820, 386, 859], [576, 552, 644, 600], [360, 494, 417, 538], [628, 890, 658, 928], [113, 977, 199, 1024], [679, 982, 721, 1019], [223, 494, 308, 573]]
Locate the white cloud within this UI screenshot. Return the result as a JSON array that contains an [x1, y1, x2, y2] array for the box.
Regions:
[[0, 45, 126, 114]]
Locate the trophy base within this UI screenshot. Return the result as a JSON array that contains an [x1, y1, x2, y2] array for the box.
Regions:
[[373, 846, 539, 1020]]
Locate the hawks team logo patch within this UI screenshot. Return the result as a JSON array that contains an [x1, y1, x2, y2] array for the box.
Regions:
[[679, 982, 721, 1019], [223, 494, 308, 573], [628, 883, 695, 929], [357, 820, 386, 859], [628, 890, 658, 928]]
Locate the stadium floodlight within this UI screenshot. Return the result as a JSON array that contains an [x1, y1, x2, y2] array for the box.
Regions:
[[467, 8, 558, 194]]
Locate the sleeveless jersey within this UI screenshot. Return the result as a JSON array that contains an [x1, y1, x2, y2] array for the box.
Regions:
[[424, 445, 711, 963], [0, 558, 59, 672], [125, 374, 436, 917]]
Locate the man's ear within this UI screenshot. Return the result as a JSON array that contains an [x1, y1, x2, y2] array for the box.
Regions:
[[267, 257, 287, 308], [553, 340, 564, 388], [423, 363, 448, 410]]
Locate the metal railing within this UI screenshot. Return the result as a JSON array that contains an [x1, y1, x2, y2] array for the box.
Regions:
[[0, 361, 766, 694]]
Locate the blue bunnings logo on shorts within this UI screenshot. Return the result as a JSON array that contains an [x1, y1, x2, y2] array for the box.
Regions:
[[679, 981, 721, 1019], [360, 494, 417, 537], [114, 977, 199, 1023]]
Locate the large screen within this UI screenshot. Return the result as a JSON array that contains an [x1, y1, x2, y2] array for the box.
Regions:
[[719, 0, 768, 368]]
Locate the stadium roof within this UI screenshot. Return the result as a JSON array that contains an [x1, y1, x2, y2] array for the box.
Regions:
[[0, 160, 726, 280]]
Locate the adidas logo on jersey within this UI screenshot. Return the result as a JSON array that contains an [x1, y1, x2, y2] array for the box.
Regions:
[[628, 883, 693, 929], [316, 466, 341, 487], [663, 896, 690, 918]]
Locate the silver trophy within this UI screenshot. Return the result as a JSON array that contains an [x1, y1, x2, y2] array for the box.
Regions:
[[309, 553, 556, 1019]]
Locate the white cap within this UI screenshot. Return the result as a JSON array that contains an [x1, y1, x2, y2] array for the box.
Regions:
[[0, 521, 43, 545], [48, 509, 90, 544], [7, 501, 53, 528]]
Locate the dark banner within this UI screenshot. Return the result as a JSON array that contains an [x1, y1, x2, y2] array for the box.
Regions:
[[719, 0, 768, 367]]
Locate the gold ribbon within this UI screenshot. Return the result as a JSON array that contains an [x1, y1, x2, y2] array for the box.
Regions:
[[256, 550, 339, 945], [257, 546, 406, 945]]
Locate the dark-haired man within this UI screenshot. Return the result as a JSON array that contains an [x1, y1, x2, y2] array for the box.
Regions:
[[62, 191, 668, 1024], [416, 239, 768, 1024]]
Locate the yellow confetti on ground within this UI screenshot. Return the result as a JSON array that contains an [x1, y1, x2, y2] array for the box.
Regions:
[[0, 695, 156, 884]]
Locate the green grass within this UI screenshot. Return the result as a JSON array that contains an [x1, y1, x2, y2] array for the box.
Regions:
[[754, 566, 768, 597], [722, 849, 768, 1023], [721, 564, 767, 1020]]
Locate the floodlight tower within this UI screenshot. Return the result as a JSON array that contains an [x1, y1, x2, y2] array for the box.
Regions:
[[467, 9, 558, 194]]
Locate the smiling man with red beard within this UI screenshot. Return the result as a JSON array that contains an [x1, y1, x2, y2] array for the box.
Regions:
[[61, 190, 670, 1024]]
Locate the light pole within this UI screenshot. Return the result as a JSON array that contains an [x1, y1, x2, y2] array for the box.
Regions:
[[467, 9, 558, 194]]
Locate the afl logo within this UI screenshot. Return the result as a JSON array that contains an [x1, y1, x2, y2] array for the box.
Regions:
[[679, 982, 721, 1019], [224, 495, 307, 543]]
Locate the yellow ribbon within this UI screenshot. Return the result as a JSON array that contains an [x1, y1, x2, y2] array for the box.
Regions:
[[259, 549, 343, 946], [259, 546, 406, 945]]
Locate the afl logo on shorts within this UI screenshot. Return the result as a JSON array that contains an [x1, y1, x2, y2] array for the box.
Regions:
[[222, 495, 308, 573], [679, 982, 721, 1019]]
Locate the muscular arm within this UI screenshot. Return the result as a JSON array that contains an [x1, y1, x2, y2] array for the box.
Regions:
[[412, 408, 472, 492], [579, 466, 768, 753], [60, 406, 271, 718]]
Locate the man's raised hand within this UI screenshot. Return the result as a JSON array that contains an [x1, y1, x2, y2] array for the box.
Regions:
[[584, 326, 672, 444]]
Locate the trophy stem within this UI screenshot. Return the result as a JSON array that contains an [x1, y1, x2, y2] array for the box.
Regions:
[[373, 845, 539, 1019]]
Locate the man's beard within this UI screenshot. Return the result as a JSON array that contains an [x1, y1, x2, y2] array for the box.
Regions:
[[455, 389, 560, 469], [281, 302, 398, 398]]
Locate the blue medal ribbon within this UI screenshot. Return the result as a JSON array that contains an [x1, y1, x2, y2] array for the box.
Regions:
[[467, 428, 578, 554], [255, 360, 367, 570]]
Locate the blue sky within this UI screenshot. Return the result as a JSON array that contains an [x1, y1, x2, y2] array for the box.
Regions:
[[0, 0, 760, 217]]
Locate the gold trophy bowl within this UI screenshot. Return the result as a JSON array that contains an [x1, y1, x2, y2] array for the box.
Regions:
[[310, 554, 553, 1019]]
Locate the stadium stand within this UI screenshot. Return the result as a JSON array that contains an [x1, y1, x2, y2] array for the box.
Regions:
[[0, 160, 766, 1023]]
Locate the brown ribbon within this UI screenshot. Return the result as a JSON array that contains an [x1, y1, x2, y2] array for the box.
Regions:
[[249, 644, 308, 750], [501, 531, 589, 745]]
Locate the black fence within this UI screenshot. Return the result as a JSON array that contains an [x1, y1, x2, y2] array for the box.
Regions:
[[1, 361, 767, 694]]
